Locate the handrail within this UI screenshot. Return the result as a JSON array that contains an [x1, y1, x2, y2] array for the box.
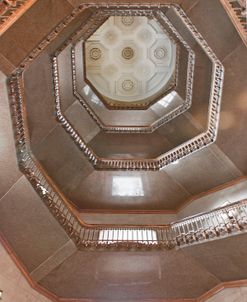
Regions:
[[0, 0, 37, 35], [7, 3, 236, 251], [220, 0, 247, 47], [52, 6, 223, 171], [8, 71, 247, 249]]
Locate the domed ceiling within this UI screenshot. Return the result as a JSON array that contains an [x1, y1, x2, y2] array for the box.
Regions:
[[84, 16, 177, 109], [50, 7, 222, 171], [2, 1, 247, 301]]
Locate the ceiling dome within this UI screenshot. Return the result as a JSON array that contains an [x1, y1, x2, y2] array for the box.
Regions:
[[85, 16, 177, 107]]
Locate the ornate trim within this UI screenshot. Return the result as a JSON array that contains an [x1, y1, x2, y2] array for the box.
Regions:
[[220, 0, 247, 47], [80, 9, 186, 111], [7, 3, 227, 249], [54, 5, 222, 171], [8, 70, 247, 249], [0, 0, 37, 34], [7, 4, 223, 171], [69, 9, 194, 132]]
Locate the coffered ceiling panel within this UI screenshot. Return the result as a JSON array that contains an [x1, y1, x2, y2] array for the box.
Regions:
[[85, 16, 177, 108]]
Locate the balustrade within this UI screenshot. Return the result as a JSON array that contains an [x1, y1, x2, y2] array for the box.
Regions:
[[6, 3, 244, 251], [0, 0, 34, 33], [220, 0, 247, 46]]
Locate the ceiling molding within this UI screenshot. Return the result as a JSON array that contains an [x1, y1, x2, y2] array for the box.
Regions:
[[0, 0, 38, 35]]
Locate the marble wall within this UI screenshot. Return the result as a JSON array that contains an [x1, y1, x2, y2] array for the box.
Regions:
[[0, 235, 247, 302], [0, 241, 52, 302], [205, 287, 247, 302]]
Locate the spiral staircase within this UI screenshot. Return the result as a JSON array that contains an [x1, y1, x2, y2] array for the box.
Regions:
[[0, 0, 247, 301]]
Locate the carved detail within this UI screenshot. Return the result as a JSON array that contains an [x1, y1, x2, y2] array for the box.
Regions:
[[0, 0, 30, 30], [122, 79, 134, 90], [71, 10, 193, 125], [154, 47, 167, 59], [219, 0, 246, 47], [89, 47, 102, 60], [122, 46, 135, 60], [8, 72, 247, 250], [121, 15, 134, 26], [55, 6, 224, 171], [6, 3, 228, 250]]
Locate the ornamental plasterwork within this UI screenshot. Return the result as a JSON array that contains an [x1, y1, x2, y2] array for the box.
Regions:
[[71, 10, 194, 132], [9, 4, 223, 172], [0, 0, 35, 33], [51, 6, 223, 171], [6, 3, 230, 250], [84, 16, 177, 109]]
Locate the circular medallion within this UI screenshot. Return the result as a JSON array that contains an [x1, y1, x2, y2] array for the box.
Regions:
[[122, 79, 134, 91], [154, 47, 167, 59], [121, 16, 134, 26], [90, 48, 102, 60], [122, 47, 134, 60]]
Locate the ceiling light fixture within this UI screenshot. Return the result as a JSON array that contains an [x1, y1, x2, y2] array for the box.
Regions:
[[0, 290, 3, 300]]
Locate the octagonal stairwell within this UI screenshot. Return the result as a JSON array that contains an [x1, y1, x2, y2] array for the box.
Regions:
[[0, 0, 247, 301], [16, 2, 243, 213]]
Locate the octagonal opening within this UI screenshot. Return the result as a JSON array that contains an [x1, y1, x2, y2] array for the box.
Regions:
[[84, 16, 177, 109]]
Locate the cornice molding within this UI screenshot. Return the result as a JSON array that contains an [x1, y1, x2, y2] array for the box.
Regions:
[[52, 5, 222, 171], [6, 4, 237, 251], [219, 0, 247, 47], [0, 0, 37, 35], [70, 9, 194, 132]]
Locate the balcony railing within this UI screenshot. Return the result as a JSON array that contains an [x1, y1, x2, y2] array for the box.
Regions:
[[14, 152, 247, 250], [220, 0, 247, 46], [0, 0, 37, 34], [52, 5, 223, 171], [7, 3, 243, 251], [8, 71, 247, 249]]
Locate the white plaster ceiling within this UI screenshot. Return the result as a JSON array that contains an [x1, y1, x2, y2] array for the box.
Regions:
[[85, 16, 177, 103]]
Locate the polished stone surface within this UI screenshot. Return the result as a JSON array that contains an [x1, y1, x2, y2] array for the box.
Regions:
[[206, 287, 247, 302], [164, 147, 240, 196], [24, 53, 57, 149], [217, 44, 247, 174], [0, 72, 22, 199], [0, 1, 247, 301], [3, 0, 245, 215], [0, 241, 52, 302], [39, 249, 220, 300], [0, 0, 73, 66], [187, 0, 243, 61], [63, 170, 190, 211], [0, 176, 70, 272], [184, 234, 247, 282]]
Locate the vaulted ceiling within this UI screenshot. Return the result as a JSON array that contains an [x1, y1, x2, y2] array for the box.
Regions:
[[0, 0, 247, 301]]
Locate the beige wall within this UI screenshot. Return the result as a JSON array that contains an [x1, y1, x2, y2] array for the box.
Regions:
[[204, 287, 247, 302], [178, 179, 247, 219], [0, 240, 52, 302], [0, 235, 247, 302]]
